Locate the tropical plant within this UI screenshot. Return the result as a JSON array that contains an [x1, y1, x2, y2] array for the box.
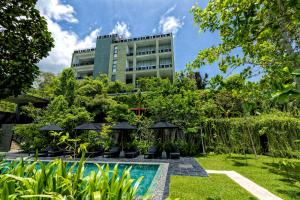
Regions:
[[0, 156, 143, 199], [0, 0, 54, 99], [191, 0, 300, 90]]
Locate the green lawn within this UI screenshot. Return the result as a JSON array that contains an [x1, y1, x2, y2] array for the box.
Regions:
[[169, 174, 256, 200], [196, 154, 300, 200]]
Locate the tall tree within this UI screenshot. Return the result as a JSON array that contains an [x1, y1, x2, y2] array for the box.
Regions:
[[55, 68, 76, 105], [191, 0, 300, 91], [0, 0, 54, 99]]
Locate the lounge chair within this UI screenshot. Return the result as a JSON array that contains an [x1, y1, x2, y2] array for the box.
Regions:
[[144, 146, 157, 159], [27, 147, 48, 157], [85, 146, 104, 158], [125, 146, 139, 158], [46, 146, 63, 157], [170, 150, 180, 159], [103, 146, 120, 158]]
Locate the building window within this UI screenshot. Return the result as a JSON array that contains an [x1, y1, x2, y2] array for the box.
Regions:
[[111, 74, 116, 81], [114, 46, 118, 54], [112, 62, 117, 73]]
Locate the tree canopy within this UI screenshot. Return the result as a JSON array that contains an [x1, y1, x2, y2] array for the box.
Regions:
[[191, 0, 300, 93], [0, 0, 54, 99]]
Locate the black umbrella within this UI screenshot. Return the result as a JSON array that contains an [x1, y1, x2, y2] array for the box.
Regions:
[[74, 123, 101, 132], [150, 121, 177, 129], [150, 120, 177, 158], [39, 124, 64, 131], [111, 122, 137, 157], [111, 121, 137, 130]]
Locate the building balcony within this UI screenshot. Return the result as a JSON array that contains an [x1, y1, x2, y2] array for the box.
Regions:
[[126, 67, 134, 71], [136, 50, 156, 56], [126, 52, 134, 56], [126, 65, 157, 72], [72, 61, 94, 67], [74, 48, 95, 54], [158, 48, 171, 53], [136, 65, 156, 71], [159, 64, 172, 69]]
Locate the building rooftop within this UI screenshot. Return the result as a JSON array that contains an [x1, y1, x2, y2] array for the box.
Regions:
[[73, 33, 172, 53]]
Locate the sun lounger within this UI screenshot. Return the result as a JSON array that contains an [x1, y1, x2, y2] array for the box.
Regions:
[[103, 146, 120, 158]]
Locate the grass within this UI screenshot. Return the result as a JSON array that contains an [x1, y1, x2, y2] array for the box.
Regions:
[[169, 174, 257, 200], [196, 154, 300, 200]]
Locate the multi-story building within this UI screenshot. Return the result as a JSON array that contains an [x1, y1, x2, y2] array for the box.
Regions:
[[71, 33, 175, 85]]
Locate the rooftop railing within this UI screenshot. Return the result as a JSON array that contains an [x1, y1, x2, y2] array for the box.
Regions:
[[73, 48, 95, 54], [72, 60, 94, 67]]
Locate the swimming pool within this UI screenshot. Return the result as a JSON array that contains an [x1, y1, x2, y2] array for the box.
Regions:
[[2, 159, 168, 198], [83, 162, 159, 196]]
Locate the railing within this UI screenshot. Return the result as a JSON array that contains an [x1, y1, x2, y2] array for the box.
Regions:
[[72, 61, 94, 67], [74, 48, 95, 54], [126, 66, 157, 71], [159, 64, 172, 68], [158, 48, 171, 53], [126, 67, 134, 71], [136, 50, 156, 56], [136, 65, 156, 70], [114, 33, 172, 43]]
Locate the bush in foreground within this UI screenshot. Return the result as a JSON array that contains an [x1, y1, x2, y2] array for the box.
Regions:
[[0, 157, 142, 200]]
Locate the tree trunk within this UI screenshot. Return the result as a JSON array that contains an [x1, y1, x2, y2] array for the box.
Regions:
[[246, 123, 257, 157]]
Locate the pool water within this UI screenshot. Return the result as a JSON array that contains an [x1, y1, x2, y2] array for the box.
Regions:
[[2, 161, 159, 196], [83, 163, 159, 196]]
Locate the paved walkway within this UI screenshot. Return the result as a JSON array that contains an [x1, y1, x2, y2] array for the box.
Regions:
[[207, 170, 282, 200]]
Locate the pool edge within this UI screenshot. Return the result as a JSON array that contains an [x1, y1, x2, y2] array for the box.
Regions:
[[4, 158, 169, 200]]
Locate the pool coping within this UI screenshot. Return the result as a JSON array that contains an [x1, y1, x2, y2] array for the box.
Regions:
[[4, 158, 169, 200]]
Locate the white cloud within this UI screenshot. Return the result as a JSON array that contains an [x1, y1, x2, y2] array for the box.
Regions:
[[37, 0, 78, 23], [157, 5, 184, 36], [110, 22, 131, 39], [159, 16, 184, 35], [152, 28, 157, 34], [164, 4, 176, 15], [36, 0, 101, 73]]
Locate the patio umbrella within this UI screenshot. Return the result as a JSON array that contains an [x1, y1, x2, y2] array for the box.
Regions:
[[150, 121, 177, 129], [150, 120, 177, 158], [39, 124, 64, 131], [74, 123, 101, 132], [111, 121, 137, 157], [72, 123, 102, 157]]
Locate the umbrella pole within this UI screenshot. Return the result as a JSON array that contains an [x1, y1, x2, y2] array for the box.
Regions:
[[120, 131, 125, 158], [162, 129, 167, 159]]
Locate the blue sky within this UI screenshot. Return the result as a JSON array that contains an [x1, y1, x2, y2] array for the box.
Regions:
[[37, 0, 223, 79]]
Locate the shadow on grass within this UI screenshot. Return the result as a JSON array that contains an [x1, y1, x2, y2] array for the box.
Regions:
[[232, 160, 249, 167], [276, 189, 300, 199], [262, 161, 300, 199], [226, 155, 255, 160]]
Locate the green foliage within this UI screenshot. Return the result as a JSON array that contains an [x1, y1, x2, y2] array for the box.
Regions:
[[14, 95, 92, 152], [0, 101, 16, 112], [55, 68, 77, 105], [202, 114, 300, 157], [191, 0, 300, 91], [13, 123, 48, 152], [0, 0, 54, 99], [0, 157, 142, 199]]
